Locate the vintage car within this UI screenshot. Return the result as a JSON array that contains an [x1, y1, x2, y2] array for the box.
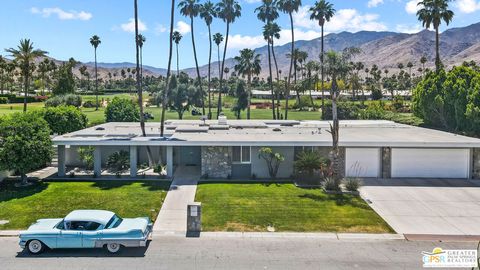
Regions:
[[19, 210, 152, 254]]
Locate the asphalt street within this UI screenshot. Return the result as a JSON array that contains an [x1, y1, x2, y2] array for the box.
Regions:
[[0, 236, 478, 270]]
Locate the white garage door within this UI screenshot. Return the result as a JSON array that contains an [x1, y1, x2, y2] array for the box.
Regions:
[[345, 148, 380, 178], [391, 148, 469, 178]]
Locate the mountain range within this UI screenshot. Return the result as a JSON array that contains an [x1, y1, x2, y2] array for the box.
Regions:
[[79, 22, 480, 79]]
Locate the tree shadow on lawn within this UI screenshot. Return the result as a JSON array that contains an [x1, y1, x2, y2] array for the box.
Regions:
[[298, 193, 371, 210], [0, 179, 48, 203], [91, 180, 170, 191]]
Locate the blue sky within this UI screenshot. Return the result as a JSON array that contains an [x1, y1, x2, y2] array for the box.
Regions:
[[1, 0, 479, 69]]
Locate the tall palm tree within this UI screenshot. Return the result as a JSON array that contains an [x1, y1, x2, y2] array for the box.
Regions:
[[137, 34, 146, 87], [277, 0, 301, 120], [134, 0, 153, 165], [161, 0, 176, 137], [172, 31, 182, 76], [213, 33, 224, 79], [200, 1, 217, 119], [417, 0, 453, 72], [234, 48, 261, 120], [5, 39, 47, 112], [256, 0, 279, 119], [89, 35, 101, 110], [179, 0, 205, 115], [0, 56, 6, 95], [269, 22, 282, 119], [420, 55, 427, 75], [215, 0, 241, 118], [309, 0, 335, 118]]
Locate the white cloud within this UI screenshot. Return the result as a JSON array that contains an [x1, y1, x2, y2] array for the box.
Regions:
[[244, 0, 261, 3], [293, 6, 387, 32], [456, 0, 480, 13], [226, 28, 322, 50], [120, 18, 147, 33], [405, 0, 421, 14], [367, 0, 384, 8], [154, 24, 167, 35], [30, 7, 92, 20], [396, 24, 422, 33], [175, 21, 191, 34]]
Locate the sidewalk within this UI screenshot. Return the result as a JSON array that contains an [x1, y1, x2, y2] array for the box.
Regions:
[[153, 166, 199, 234], [27, 166, 57, 179]]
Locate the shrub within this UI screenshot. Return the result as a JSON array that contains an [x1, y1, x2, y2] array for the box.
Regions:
[[0, 97, 8, 104], [45, 96, 64, 107], [322, 102, 361, 120], [82, 100, 99, 108], [392, 95, 405, 112], [106, 150, 130, 173], [78, 146, 94, 170], [344, 177, 361, 192], [371, 88, 383, 100], [323, 177, 341, 191], [45, 94, 82, 108], [43, 106, 88, 134], [294, 150, 330, 178], [105, 97, 140, 122], [360, 101, 386, 120], [258, 147, 285, 179], [293, 96, 316, 110]]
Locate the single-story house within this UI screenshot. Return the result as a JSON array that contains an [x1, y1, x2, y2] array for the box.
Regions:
[[52, 118, 480, 179]]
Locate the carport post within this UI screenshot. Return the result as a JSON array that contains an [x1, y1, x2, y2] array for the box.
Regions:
[[93, 146, 102, 177], [130, 145, 138, 177], [167, 146, 173, 177], [57, 145, 66, 177]]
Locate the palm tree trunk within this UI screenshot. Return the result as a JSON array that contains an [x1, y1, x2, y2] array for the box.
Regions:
[[161, 0, 175, 137], [247, 73, 252, 120], [267, 41, 276, 120], [134, 0, 154, 166], [140, 47, 143, 88], [285, 13, 295, 120], [321, 24, 325, 119], [217, 23, 230, 119], [271, 39, 281, 119], [190, 17, 205, 115], [176, 43, 179, 76], [207, 25, 213, 120], [23, 67, 28, 112], [94, 48, 99, 111], [435, 26, 440, 72], [331, 76, 340, 178]]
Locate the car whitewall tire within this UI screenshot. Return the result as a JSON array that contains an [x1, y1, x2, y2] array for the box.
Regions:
[[106, 243, 121, 254], [27, 240, 44, 254]]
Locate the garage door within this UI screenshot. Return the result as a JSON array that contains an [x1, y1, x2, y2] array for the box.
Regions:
[[391, 148, 469, 178], [345, 148, 380, 178]]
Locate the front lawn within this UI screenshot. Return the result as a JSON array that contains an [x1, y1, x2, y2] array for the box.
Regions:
[[195, 182, 393, 233], [0, 180, 170, 230]]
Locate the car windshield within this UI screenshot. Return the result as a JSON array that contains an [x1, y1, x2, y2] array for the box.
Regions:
[[105, 214, 123, 229]]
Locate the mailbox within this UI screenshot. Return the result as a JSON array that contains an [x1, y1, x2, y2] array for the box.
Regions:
[[187, 202, 201, 234]]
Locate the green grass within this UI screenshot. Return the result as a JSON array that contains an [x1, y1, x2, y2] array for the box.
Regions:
[[195, 182, 393, 233], [0, 180, 170, 230]]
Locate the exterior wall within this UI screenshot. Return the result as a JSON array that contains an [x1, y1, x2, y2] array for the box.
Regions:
[[201, 146, 232, 178], [138, 146, 165, 165], [381, 147, 391, 178], [251, 146, 295, 179], [232, 163, 251, 179], [472, 148, 480, 179]]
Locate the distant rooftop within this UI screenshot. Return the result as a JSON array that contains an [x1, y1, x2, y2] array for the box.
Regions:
[[52, 119, 480, 148]]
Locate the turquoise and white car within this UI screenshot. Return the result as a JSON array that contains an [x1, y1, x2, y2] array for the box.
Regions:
[[19, 210, 152, 254]]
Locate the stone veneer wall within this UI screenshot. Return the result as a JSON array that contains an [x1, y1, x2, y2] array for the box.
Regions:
[[473, 148, 480, 179], [381, 147, 391, 179], [201, 146, 232, 178]]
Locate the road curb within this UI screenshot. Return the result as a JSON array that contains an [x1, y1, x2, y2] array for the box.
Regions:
[[405, 234, 480, 242], [0, 231, 21, 237]]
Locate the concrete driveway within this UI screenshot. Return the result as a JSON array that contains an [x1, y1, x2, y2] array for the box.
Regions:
[[360, 178, 480, 236]]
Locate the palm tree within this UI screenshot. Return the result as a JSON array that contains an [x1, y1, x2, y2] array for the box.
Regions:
[[5, 39, 47, 112], [234, 49, 261, 120], [89, 35, 101, 110], [420, 55, 427, 76], [161, 0, 176, 137], [213, 33, 224, 79], [309, 0, 334, 118], [417, 0, 453, 72], [277, 0, 301, 120], [137, 34, 146, 87], [256, 0, 279, 119], [179, 0, 205, 115], [200, 1, 217, 119], [215, 0, 241, 118], [134, 0, 154, 165], [172, 31, 182, 76], [0, 56, 6, 95]]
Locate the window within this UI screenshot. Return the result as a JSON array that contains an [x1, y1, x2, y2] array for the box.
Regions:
[[67, 221, 101, 231], [232, 146, 251, 164], [105, 214, 123, 229]]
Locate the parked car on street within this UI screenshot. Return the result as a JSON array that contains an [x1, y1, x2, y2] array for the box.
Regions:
[[19, 210, 152, 254]]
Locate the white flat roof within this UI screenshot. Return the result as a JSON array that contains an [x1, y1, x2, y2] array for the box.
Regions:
[[52, 120, 480, 148]]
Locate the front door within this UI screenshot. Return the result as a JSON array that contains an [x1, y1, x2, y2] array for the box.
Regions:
[[57, 230, 82, 248], [179, 147, 201, 166]]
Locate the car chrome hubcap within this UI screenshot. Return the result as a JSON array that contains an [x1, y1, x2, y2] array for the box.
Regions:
[[108, 243, 119, 252], [29, 240, 41, 253]]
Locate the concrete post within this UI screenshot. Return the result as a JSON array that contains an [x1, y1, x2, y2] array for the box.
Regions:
[[130, 145, 138, 178], [167, 146, 173, 177], [57, 145, 66, 177], [93, 146, 102, 177], [187, 202, 202, 237]]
